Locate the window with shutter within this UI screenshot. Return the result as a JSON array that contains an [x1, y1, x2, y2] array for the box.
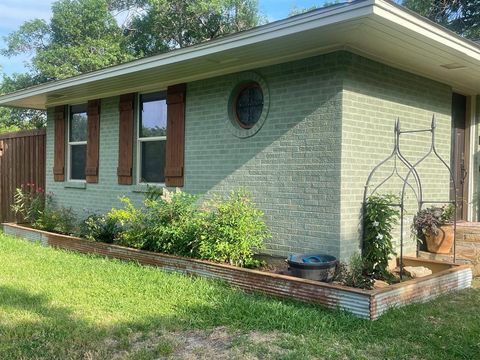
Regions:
[[68, 104, 88, 181], [137, 92, 167, 184]]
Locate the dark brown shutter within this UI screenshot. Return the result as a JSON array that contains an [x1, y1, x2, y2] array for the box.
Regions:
[[165, 84, 186, 187], [86, 99, 101, 183], [53, 106, 66, 182], [117, 93, 135, 185]]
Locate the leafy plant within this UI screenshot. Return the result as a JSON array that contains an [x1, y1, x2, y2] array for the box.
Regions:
[[34, 196, 77, 235], [110, 189, 200, 256], [198, 189, 270, 267], [144, 189, 200, 256], [363, 194, 400, 281], [110, 189, 269, 267], [22, 187, 270, 269], [107, 196, 147, 249], [413, 204, 455, 237], [144, 185, 164, 201], [79, 214, 121, 243], [335, 253, 374, 290], [11, 183, 45, 223]]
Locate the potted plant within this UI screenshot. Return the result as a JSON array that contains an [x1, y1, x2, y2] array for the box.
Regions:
[[413, 204, 455, 254]]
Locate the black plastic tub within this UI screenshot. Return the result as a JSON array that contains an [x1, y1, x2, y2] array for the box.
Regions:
[[287, 254, 338, 282]]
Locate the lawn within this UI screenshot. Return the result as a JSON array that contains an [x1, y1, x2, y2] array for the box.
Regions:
[[0, 233, 479, 360]]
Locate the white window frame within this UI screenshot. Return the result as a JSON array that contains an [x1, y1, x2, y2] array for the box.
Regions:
[[136, 91, 167, 185], [67, 104, 88, 182]]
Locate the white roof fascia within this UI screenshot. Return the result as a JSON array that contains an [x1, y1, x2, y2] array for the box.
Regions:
[[1, 0, 479, 109], [0, 0, 374, 108], [373, 0, 480, 60]]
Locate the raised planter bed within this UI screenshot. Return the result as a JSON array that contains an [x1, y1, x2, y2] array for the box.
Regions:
[[2, 222, 473, 320]]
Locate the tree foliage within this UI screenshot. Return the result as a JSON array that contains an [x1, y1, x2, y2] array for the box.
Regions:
[[0, 0, 259, 129], [289, 1, 479, 40], [2, 0, 135, 81], [400, 0, 480, 40], [126, 0, 260, 56], [0, 73, 46, 130]]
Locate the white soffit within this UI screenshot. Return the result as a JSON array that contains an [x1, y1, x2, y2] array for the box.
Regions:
[[0, 0, 478, 110]]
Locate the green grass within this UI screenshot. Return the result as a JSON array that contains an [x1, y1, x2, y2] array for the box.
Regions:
[[0, 233, 479, 360]]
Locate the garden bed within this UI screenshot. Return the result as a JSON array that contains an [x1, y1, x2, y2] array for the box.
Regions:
[[2, 222, 473, 320]]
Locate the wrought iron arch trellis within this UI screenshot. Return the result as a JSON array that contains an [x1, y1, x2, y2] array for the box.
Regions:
[[362, 116, 457, 279]]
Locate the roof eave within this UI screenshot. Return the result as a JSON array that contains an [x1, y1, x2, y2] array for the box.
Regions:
[[0, 0, 375, 110], [0, 0, 479, 110]]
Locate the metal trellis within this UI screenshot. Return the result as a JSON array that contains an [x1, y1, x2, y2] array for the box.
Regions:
[[362, 116, 457, 280]]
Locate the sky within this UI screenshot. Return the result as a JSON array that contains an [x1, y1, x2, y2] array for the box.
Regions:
[[0, 0, 329, 76]]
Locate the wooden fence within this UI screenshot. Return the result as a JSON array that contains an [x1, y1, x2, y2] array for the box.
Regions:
[[0, 129, 46, 222]]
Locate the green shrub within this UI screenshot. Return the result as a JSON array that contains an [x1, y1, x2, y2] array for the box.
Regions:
[[27, 187, 271, 269], [144, 189, 200, 256], [198, 189, 270, 267], [107, 196, 147, 248], [34, 205, 77, 235], [110, 189, 200, 256], [79, 214, 121, 243], [11, 183, 45, 223]]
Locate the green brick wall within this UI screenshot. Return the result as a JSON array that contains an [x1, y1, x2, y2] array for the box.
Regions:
[[340, 53, 452, 259], [184, 53, 344, 256], [46, 96, 146, 218], [46, 52, 345, 257], [45, 50, 456, 260]]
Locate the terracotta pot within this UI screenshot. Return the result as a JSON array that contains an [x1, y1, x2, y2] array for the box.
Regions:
[[425, 225, 454, 254]]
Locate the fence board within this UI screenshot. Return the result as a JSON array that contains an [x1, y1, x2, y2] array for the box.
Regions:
[[0, 129, 46, 222]]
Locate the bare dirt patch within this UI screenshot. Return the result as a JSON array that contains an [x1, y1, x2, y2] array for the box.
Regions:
[[106, 326, 288, 359]]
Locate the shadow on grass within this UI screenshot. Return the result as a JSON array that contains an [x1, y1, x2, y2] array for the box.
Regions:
[[0, 285, 108, 359], [0, 281, 479, 360]]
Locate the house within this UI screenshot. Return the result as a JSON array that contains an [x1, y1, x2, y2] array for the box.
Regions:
[[0, 0, 479, 261]]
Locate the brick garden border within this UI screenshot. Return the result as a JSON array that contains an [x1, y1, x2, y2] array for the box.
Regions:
[[2, 222, 473, 320]]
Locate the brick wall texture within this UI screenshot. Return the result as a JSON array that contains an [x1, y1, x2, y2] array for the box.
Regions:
[[45, 51, 456, 260]]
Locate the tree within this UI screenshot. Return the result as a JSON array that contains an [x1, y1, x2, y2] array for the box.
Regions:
[[2, 0, 261, 78], [0, 0, 260, 129], [0, 0, 136, 129], [289, 1, 341, 17], [127, 0, 261, 56], [400, 0, 480, 40], [2, 0, 135, 81], [0, 73, 46, 130]]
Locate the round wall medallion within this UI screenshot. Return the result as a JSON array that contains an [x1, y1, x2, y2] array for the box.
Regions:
[[234, 82, 264, 129], [226, 72, 270, 138]]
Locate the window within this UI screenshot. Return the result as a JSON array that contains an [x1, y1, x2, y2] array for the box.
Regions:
[[137, 92, 167, 184], [234, 82, 264, 129], [68, 104, 87, 181], [227, 73, 269, 138]]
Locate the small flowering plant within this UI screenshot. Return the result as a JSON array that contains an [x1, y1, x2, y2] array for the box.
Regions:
[[363, 193, 400, 281], [11, 183, 46, 223]]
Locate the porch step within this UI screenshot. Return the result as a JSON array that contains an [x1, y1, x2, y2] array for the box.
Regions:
[[456, 222, 480, 242], [418, 224, 480, 276]]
